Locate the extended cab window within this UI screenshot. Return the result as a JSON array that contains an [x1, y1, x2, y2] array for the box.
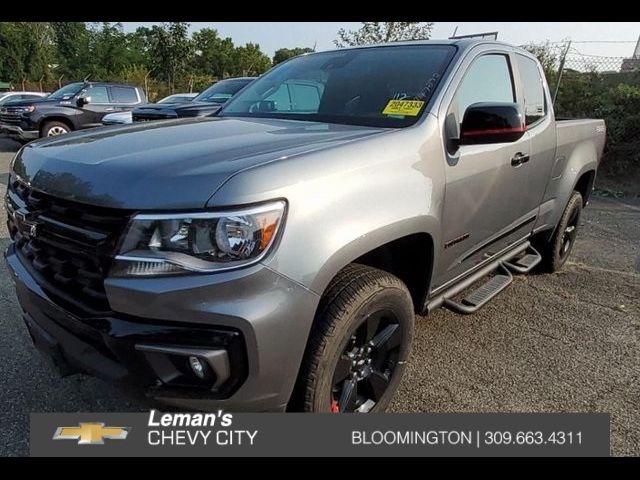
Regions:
[[516, 54, 546, 126], [454, 54, 515, 122], [110, 87, 139, 104]]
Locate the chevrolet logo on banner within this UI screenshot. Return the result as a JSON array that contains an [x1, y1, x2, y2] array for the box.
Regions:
[[53, 423, 130, 445]]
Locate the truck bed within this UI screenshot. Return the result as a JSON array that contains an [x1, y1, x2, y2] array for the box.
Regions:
[[556, 118, 606, 164]]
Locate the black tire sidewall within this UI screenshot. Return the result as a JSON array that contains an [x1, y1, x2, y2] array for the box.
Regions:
[[550, 192, 583, 271], [311, 285, 414, 413]]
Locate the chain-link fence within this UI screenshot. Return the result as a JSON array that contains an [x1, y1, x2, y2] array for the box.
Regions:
[[527, 41, 640, 193]]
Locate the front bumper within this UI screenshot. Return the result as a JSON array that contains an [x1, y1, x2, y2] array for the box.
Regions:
[[5, 243, 319, 411], [0, 122, 39, 140]]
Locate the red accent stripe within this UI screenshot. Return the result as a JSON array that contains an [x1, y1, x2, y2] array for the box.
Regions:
[[464, 126, 526, 137]]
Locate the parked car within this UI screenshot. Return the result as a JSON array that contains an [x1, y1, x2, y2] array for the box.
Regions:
[[0, 91, 48, 106], [132, 78, 254, 122], [102, 93, 198, 126], [159, 93, 199, 104], [5, 40, 605, 413], [0, 82, 146, 141]]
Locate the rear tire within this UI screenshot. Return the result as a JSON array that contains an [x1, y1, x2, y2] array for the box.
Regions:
[[294, 264, 414, 413], [41, 121, 71, 138], [539, 191, 583, 272]]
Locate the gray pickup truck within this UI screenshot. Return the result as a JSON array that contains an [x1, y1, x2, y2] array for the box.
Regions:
[[4, 40, 605, 413]]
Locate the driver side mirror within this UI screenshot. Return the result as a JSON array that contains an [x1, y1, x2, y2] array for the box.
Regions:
[[459, 102, 526, 145], [76, 96, 91, 107]]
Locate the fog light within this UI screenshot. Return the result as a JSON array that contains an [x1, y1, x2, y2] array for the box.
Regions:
[[189, 356, 206, 379]]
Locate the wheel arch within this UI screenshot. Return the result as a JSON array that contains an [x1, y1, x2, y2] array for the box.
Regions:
[[310, 216, 440, 314], [573, 169, 596, 204]]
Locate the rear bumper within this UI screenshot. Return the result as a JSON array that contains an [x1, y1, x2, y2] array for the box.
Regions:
[[0, 122, 39, 140], [5, 243, 320, 411]]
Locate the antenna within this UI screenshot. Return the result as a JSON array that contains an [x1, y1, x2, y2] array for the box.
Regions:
[[634, 34, 640, 59]]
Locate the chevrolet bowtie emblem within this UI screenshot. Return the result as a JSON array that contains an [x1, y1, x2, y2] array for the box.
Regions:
[[13, 209, 39, 238], [53, 422, 130, 445]]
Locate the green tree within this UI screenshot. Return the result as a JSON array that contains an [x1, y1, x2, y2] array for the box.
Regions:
[[147, 22, 193, 92], [87, 23, 132, 80], [192, 28, 235, 79], [272, 47, 314, 65], [232, 43, 271, 76], [125, 27, 154, 67], [22, 23, 55, 85], [51, 22, 92, 81], [335, 22, 433, 47]]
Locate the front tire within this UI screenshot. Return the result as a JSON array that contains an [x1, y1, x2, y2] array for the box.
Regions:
[[296, 264, 414, 413], [41, 121, 71, 137], [540, 191, 583, 272]]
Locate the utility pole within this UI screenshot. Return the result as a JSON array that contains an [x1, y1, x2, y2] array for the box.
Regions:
[[553, 40, 572, 106]]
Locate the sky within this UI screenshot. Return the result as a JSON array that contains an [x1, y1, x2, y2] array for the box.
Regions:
[[121, 22, 640, 59]]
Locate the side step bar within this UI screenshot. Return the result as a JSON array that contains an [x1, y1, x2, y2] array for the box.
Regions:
[[503, 245, 542, 274], [443, 264, 512, 314], [426, 241, 531, 315]]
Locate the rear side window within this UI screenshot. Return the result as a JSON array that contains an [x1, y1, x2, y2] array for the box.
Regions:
[[455, 54, 515, 121], [516, 54, 546, 126], [110, 87, 139, 104]]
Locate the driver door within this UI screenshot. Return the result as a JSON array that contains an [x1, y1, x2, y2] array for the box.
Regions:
[[435, 52, 534, 289], [76, 85, 115, 128]]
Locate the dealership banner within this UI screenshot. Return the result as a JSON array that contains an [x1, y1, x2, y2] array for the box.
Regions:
[[30, 411, 610, 457]]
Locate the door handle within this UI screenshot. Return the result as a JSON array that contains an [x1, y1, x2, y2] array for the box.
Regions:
[[511, 152, 530, 167]]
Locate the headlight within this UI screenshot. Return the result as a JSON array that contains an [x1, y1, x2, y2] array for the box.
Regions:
[[111, 200, 286, 277], [16, 106, 35, 114]]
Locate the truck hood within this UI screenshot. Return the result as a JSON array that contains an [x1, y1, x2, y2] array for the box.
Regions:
[[13, 116, 386, 210], [132, 101, 222, 120], [3, 97, 64, 108]]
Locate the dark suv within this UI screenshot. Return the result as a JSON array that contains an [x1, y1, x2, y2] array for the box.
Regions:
[[132, 77, 254, 122], [0, 82, 146, 141]]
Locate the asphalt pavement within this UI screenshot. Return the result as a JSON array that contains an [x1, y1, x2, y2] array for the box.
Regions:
[[0, 136, 638, 456]]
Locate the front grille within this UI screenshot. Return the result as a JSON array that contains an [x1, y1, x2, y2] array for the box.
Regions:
[[6, 179, 132, 316], [0, 113, 21, 125]]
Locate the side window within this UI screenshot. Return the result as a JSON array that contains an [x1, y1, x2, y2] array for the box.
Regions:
[[110, 87, 139, 104], [86, 86, 109, 104], [264, 84, 292, 111], [290, 82, 321, 112], [516, 54, 546, 126], [455, 54, 515, 121]]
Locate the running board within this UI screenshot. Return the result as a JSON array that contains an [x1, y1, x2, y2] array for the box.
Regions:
[[442, 264, 513, 314], [426, 241, 530, 315], [502, 245, 542, 274]]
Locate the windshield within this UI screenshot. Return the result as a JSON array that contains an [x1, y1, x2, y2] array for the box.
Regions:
[[158, 94, 195, 104], [48, 82, 84, 100], [221, 45, 456, 128], [194, 79, 251, 104]]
